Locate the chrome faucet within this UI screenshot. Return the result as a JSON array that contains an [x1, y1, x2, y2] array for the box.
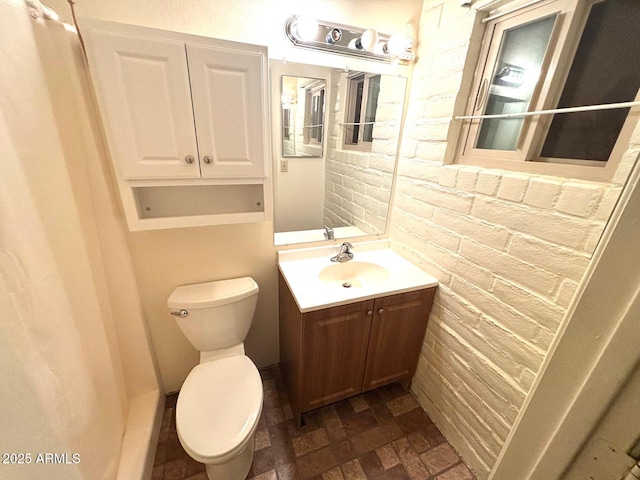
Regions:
[[324, 225, 334, 240], [330, 242, 354, 263]]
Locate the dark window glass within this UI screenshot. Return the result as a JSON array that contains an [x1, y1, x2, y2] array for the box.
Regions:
[[476, 15, 556, 151], [541, 0, 640, 161]]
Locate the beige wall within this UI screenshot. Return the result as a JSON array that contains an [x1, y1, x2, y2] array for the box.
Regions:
[[50, 0, 423, 393], [392, 0, 640, 478], [126, 224, 278, 391]]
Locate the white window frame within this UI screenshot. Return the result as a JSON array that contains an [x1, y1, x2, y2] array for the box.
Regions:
[[303, 80, 325, 146], [455, 0, 640, 181], [343, 72, 381, 152]]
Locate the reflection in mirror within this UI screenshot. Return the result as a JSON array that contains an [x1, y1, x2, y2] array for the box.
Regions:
[[343, 72, 381, 151], [281, 76, 326, 158], [272, 61, 407, 246]]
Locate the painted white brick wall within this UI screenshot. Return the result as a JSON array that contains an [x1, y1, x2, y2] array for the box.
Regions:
[[390, 0, 640, 477], [324, 73, 405, 234]]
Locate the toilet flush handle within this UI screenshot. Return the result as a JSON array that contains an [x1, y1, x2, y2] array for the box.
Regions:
[[170, 309, 189, 318]]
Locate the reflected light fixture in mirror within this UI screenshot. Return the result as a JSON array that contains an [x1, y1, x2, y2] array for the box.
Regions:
[[284, 15, 415, 63]]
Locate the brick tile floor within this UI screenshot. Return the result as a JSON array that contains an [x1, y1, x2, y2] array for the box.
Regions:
[[152, 365, 476, 480]]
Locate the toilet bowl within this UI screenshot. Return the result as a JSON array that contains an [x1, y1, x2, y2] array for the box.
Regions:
[[168, 277, 262, 480], [177, 356, 263, 479]]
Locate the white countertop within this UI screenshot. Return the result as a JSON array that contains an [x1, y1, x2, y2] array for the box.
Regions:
[[274, 225, 367, 246], [277, 240, 439, 312]]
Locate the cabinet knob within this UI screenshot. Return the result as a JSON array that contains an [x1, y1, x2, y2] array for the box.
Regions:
[[203, 155, 213, 164], [185, 155, 195, 164], [367, 310, 373, 316], [378, 308, 384, 315]]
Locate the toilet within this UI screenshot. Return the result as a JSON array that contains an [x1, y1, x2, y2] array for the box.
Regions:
[[167, 277, 263, 480]]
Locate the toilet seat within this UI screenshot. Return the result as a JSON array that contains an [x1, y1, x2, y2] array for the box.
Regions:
[[176, 355, 263, 464]]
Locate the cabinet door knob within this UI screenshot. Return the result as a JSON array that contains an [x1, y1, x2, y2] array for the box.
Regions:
[[185, 155, 195, 164], [378, 308, 384, 315], [366, 310, 373, 316], [203, 155, 213, 164]]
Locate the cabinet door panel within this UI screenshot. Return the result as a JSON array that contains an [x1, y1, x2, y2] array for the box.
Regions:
[[87, 31, 200, 178], [187, 45, 265, 178], [301, 301, 374, 411], [363, 289, 435, 392]]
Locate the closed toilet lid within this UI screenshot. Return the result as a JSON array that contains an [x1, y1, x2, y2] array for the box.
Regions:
[[176, 356, 263, 463], [168, 277, 259, 309]]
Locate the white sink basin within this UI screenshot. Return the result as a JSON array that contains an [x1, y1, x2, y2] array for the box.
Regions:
[[277, 241, 439, 312], [319, 261, 390, 288]]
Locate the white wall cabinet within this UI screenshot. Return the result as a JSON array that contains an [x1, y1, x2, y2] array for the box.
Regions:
[[187, 45, 265, 179], [82, 18, 270, 230]]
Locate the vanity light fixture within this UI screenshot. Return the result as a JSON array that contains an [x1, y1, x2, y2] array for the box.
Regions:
[[284, 15, 415, 63]]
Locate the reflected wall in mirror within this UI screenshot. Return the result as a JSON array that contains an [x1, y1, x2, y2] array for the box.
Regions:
[[272, 61, 407, 246], [281, 76, 325, 158]]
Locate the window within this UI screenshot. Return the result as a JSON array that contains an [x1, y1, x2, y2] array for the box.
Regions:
[[304, 81, 325, 145], [343, 73, 381, 151], [457, 0, 640, 179], [283, 107, 291, 140]]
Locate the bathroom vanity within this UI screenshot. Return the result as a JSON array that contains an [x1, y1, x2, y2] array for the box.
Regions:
[[277, 242, 438, 426]]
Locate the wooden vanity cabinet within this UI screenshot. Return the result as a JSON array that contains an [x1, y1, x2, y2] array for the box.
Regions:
[[301, 299, 374, 413], [362, 288, 436, 391], [278, 272, 436, 426]]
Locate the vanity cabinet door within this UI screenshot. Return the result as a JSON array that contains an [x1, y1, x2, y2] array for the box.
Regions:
[[300, 300, 374, 413], [362, 288, 436, 392]]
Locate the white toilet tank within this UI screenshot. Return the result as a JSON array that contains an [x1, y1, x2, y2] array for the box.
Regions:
[[167, 277, 259, 352]]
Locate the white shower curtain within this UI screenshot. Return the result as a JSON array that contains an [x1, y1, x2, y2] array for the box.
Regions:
[[0, 1, 128, 478]]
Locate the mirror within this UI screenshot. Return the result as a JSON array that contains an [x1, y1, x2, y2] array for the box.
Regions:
[[271, 61, 407, 245], [281, 76, 326, 158]]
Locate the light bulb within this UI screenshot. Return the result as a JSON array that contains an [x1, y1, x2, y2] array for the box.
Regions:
[[386, 32, 409, 56], [295, 16, 319, 41], [356, 29, 379, 51]]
